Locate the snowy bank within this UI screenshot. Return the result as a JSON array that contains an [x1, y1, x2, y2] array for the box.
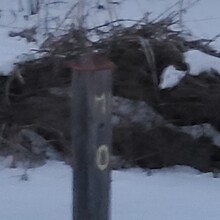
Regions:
[[160, 50, 220, 89]]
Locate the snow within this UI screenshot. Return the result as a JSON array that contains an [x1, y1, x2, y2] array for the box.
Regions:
[[0, 0, 39, 75], [182, 0, 220, 51], [0, 161, 72, 220], [159, 65, 186, 89], [185, 50, 220, 76], [1, 161, 220, 220], [1, 0, 220, 75], [180, 123, 220, 147], [160, 50, 220, 89], [112, 96, 165, 128]]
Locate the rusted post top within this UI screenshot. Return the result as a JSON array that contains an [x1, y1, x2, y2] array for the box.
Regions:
[[67, 53, 115, 72]]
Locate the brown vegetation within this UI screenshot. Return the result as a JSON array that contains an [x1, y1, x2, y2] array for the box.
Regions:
[[1, 17, 220, 171]]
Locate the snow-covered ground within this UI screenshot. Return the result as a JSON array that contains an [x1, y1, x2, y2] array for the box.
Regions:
[[160, 50, 220, 89], [1, 161, 220, 220]]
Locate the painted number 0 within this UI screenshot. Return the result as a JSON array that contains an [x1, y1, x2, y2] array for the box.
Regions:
[[96, 145, 109, 171]]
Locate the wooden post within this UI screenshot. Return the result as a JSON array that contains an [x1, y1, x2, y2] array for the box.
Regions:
[[70, 53, 114, 220]]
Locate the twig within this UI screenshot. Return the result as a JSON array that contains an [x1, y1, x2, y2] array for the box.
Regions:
[[55, 2, 79, 32], [152, 0, 181, 22], [179, 0, 184, 28], [88, 18, 142, 31], [47, 1, 67, 6], [205, 33, 220, 46]]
